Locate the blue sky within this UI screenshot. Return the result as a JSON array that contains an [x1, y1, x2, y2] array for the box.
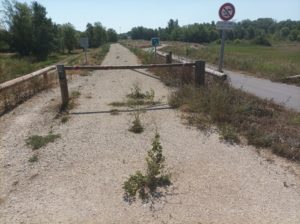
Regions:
[[2, 0, 300, 32]]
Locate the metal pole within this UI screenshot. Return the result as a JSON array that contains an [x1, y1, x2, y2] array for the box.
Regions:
[[218, 30, 226, 72]]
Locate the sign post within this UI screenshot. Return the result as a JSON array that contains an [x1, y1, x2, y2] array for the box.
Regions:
[[151, 37, 160, 53], [80, 37, 89, 64], [217, 3, 236, 72]]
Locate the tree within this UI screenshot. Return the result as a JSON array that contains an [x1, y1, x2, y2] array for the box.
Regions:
[[62, 23, 77, 53], [107, 28, 118, 42], [93, 22, 107, 47], [10, 1, 32, 56], [31, 1, 54, 60], [85, 23, 94, 47]]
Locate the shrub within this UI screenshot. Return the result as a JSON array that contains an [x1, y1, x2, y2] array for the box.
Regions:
[[129, 112, 144, 134], [123, 133, 171, 202]]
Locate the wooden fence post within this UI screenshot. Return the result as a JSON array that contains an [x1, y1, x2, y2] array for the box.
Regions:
[[57, 65, 69, 110], [195, 60, 205, 86], [166, 51, 173, 64]]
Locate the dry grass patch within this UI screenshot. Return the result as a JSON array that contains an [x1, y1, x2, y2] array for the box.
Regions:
[[168, 82, 300, 161]]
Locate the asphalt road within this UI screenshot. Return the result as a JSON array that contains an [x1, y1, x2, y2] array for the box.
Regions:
[[155, 48, 300, 112]]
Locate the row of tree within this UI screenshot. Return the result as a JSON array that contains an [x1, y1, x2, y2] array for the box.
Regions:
[[0, 0, 118, 60], [128, 18, 300, 45]]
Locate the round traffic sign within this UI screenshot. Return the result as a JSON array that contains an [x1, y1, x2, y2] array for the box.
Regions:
[[219, 3, 235, 21]]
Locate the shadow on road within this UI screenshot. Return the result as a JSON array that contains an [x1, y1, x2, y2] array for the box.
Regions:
[[70, 104, 173, 115]]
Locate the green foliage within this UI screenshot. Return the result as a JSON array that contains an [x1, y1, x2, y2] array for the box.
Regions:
[[9, 1, 32, 56], [85, 22, 108, 48], [26, 133, 61, 150], [128, 18, 300, 44], [31, 1, 54, 60], [252, 35, 272, 46], [62, 23, 77, 53], [123, 133, 171, 202], [107, 28, 118, 42], [1, 1, 113, 59]]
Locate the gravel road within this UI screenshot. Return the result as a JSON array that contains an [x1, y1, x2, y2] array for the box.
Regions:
[[1, 43, 300, 224]]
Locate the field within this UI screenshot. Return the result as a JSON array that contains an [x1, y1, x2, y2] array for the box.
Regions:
[[0, 46, 110, 84], [0, 44, 110, 115], [161, 41, 300, 82], [121, 39, 300, 83]]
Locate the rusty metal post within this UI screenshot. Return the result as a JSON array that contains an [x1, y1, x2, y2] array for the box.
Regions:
[[57, 65, 69, 110], [195, 61, 205, 86]]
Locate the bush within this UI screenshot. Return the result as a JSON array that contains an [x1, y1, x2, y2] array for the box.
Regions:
[[123, 133, 171, 202], [253, 35, 272, 46], [129, 112, 144, 134]]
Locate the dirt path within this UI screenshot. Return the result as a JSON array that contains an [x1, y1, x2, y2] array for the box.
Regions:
[[1, 43, 300, 224]]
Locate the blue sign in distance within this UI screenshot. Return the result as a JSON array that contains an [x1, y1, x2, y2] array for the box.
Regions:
[[151, 37, 160, 47]]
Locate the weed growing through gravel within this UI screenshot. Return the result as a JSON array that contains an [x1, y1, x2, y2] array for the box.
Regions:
[[61, 116, 69, 123], [28, 154, 39, 163], [109, 83, 158, 108], [129, 112, 144, 134], [123, 133, 171, 202], [219, 124, 240, 144], [26, 132, 61, 150]]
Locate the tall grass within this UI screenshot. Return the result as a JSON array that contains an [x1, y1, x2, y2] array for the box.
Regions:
[[169, 82, 300, 161], [161, 41, 300, 81]]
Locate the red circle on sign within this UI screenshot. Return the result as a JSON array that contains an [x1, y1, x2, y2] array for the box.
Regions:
[[219, 3, 235, 21]]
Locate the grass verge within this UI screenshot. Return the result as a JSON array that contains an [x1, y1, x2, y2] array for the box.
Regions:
[[168, 83, 300, 161]]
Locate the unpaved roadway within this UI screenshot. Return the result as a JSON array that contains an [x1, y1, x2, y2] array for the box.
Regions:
[[1, 43, 300, 224]]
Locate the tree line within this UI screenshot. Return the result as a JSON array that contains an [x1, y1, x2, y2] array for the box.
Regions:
[[0, 0, 118, 60], [128, 18, 300, 46]]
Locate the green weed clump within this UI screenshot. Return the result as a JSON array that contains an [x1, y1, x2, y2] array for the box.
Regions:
[[26, 133, 61, 150], [110, 83, 158, 108], [129, 112, 144, 134], [29, 154, 39, 163], [123, 133, 171, 202], [219, 124, 240, 144]]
